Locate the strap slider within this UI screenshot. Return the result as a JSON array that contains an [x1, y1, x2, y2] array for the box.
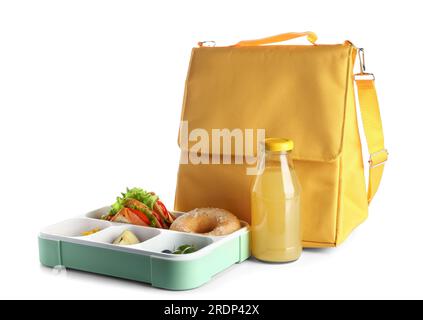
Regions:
[[369, 149, 389, 168], [355, 73, 375, 81]]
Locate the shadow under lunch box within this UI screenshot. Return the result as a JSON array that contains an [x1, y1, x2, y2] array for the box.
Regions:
[[38, 207, 250, 290]]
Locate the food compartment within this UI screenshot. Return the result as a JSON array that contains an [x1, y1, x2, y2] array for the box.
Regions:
[[86, 225, 161, 246], [41, 218, 112, 238], [85, 207, 110, 220], [139, 232, 214, 255]]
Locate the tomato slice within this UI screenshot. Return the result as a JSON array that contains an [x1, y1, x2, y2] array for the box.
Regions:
[[152, 210, 166, 229], [157, 200, 174, 221], [128, 208, 151, 226]]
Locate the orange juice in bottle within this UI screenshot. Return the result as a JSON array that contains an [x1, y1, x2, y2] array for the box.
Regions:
[[251, 138, 302, 262]]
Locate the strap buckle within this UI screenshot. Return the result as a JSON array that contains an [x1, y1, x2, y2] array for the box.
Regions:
[[354, 48, 375, 80], [358, 48, 367, 74], [369, 149, 389, 168]]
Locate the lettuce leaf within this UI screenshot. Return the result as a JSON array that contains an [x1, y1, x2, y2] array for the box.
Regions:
[[108, 187, 158, 216]]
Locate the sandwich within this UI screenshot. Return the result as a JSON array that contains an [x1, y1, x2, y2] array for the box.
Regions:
[[101, 187, 175, 229]]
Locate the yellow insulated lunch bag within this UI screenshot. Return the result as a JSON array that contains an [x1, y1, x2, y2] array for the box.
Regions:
[[174, 31, 387, 247]]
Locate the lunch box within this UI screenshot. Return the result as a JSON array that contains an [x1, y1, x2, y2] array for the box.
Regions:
[[38, 207, 250, 290]]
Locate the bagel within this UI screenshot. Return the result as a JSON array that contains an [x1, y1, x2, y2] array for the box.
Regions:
[[170, 208, 241, 236]]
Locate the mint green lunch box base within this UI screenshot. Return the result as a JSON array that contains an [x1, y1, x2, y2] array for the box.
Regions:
[[39, 231, 250, 290]]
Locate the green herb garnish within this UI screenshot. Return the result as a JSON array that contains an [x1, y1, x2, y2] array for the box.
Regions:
[[173, 244, 196, 254]]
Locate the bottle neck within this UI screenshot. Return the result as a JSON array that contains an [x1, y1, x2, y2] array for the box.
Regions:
[[260, 149, 294, 169], [265, 149, 288, 155], [264, 149, 290, 159]]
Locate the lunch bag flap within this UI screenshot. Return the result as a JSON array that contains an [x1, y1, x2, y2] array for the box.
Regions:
[[179, 44, 353, 162]]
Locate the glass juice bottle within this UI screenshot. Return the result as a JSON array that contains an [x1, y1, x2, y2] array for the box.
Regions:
[[251, 138, 302, 262]]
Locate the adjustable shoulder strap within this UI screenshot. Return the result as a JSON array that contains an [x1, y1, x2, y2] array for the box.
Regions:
[[355, 75, 388, 203]]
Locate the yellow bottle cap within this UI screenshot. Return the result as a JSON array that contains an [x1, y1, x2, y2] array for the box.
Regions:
[[264, 138, 294, 152]]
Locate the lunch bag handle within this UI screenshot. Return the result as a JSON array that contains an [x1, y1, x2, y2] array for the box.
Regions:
[[232, 31, 318, 47]]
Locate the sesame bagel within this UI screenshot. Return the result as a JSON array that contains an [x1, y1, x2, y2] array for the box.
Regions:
[[170, 208, 241, 236]]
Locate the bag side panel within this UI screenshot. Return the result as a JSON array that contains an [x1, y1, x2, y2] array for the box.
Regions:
[[336, 69, 368, 245]]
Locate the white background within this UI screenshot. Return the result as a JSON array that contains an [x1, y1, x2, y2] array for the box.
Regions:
[[0, 0, 422, 300]]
